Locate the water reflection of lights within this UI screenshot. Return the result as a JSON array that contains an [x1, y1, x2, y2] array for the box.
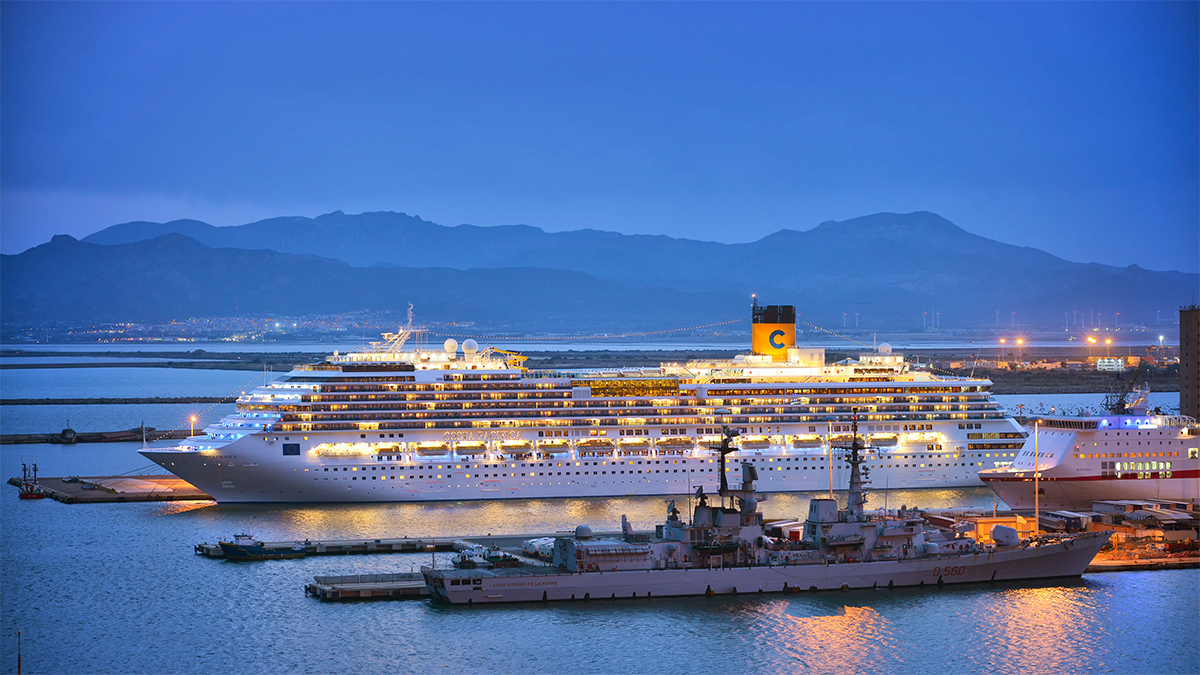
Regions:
[[974, 585, 1101, 675], [151, 500, 217, 516], [760, 602, 900, 671]]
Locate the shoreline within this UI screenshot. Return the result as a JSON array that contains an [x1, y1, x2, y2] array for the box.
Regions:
[[1, 348, 1178, 396]]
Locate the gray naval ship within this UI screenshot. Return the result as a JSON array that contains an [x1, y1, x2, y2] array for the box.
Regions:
[[425, 410, 1111, 604]]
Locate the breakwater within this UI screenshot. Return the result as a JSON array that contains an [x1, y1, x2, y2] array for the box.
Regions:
[[1, 427, 191, 444], [1, 396, 235, 405]]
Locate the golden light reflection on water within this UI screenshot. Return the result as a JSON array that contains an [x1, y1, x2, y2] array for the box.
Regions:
[[971, 585, 1102, 675], [147, 499, 217, 516], [750, 601, 901, 673], [164, 487, 1000, 542]]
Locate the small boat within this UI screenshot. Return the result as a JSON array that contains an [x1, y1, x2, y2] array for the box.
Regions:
[[18, 463, 47, 500], [483, 548, 522, 568], [218, 534, 307, 560]]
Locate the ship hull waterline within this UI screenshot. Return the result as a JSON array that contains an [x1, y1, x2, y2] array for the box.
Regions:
[[139, 444, 990, 505], [981, 472, 1200, 511]]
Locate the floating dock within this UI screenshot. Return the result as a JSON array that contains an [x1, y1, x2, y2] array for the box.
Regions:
[[195, 537, 465, 558], [305, 573, 429, 601], [6, 475, 211, 503]]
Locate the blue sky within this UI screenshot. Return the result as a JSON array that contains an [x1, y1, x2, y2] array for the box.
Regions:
[[3, 1, 1197, 272]]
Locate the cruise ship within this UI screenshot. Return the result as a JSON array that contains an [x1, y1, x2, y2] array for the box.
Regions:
[[142, 303, 1028, 503], [980, 387, 1200, 510]]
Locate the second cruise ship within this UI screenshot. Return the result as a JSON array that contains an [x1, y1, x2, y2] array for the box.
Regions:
[[142, 303, 1028, 503]]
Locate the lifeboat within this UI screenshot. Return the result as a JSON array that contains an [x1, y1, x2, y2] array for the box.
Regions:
[[537, 439, 571, 455], [499, 440, 534, 460], [870, 434, 898, 447], [617, 438, 651, 456], [415, 442, 451, 456], [454, 442, 488, 456], [738, 435, 771, 450], [577, 438, 615, 457]]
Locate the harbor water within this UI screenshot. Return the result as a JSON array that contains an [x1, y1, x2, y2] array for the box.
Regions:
[[1, 365, 1197, 675]]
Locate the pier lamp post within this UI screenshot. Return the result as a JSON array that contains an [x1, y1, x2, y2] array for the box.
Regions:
[[1034, 421, 1040, 534], [190, 415, 197, 437]]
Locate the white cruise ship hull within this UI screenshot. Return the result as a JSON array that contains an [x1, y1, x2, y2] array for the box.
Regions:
[[140, 429, 995, 503]]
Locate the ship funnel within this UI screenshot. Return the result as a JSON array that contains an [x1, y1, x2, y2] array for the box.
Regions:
[[751, 301, 796, 361]]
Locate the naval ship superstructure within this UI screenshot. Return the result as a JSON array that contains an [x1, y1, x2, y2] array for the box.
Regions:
[[141, 303, 1027, 503]]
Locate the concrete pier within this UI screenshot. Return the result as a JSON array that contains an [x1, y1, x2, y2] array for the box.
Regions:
[[1086, 557, 1199, 572], [7, 475, 211, 503]]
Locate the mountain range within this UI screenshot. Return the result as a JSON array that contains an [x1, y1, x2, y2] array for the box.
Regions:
[[3, 211, 1195, 330]]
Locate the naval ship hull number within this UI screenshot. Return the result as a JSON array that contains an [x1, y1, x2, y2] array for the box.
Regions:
[[932, 566, 966, 577]]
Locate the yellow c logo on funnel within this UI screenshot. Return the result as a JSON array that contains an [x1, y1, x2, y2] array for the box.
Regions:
[[752, 322, 795, 359]]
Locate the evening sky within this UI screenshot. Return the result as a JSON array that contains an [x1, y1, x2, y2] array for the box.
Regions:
[[2, 2, 1197, 272]]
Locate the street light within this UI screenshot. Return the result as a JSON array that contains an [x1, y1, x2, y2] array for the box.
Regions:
[[1034, 420, 1041, 533], [1016, 338, 1024, 362], [1105, 338, 1112, 357], [190, 415, 197, 437]]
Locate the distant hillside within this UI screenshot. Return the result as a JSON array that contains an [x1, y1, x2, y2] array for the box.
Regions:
[[1, 234, 746, 329], [75, 210, 1199, 327]]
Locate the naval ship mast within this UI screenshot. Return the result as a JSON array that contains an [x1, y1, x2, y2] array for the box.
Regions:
[[831, 407, 869, 520]]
